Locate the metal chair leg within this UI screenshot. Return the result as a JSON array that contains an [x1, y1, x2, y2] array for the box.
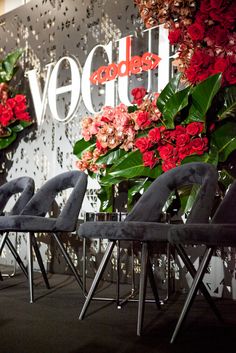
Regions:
[[31, 233, 50, 289], [137, 242, 149, 336], [79, 241, 116, 320], [147, 257, 161, 309], [52, 232, 83, 290], [170, 247, 214, 343], [176, 244, 222, 321], [27, 233, 34, 303], [6, 237, 28, 278]]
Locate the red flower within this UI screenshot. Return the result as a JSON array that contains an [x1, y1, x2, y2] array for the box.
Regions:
[[178, 144, 192, 160], [0, 104, 14, 126], [162, 159, 178, 172], [188, 23, 205, 41], [136, 111, 151, 129], [176, 133, 190, 147], [168, 29, 182, 45], [142, 150, 158, 168], [135, 136, 151, 153], [214, 58, 228, 74], [16, 111, 31, 121], [158, 144, 175, 160], [186, 122, 204, 136], [131, 87, 147, 105], [224, 64, 236, 85], [190, 137, 208, 155], [148, 127, 161, 143]]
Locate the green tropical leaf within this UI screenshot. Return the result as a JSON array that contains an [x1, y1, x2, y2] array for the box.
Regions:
[[11, 120, 33, 132], [212, 121, 236, 162], [127, 178, 151, 207], [0, 48, 23, 82], [96, 148, 126, 165], [0, 132, 17, 150], [97, 185, 113, 212], [185, 73, 222, 123], [157, 73, 182, 113], [218, 168, 235, 189], [217, 85, 236, 121], [162, 86, 191, 129], [108, 150, 162, 179], [73, 138, 95, 159]]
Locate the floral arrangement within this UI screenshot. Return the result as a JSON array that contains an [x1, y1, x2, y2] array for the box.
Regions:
[[0, 49, 32, 150], [74, 0, 236, 212], [134, 0, 236, 86], [74, 71, 235, 211]]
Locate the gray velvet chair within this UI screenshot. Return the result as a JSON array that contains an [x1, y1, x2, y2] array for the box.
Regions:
[[78, 162, 218, 335], [0, 170, 87, 302], [168, 180, 236, 343], [0, 176, 46, 281]]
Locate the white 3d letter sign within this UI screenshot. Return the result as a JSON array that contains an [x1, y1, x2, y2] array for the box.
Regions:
[[26, 26, 170, 127]]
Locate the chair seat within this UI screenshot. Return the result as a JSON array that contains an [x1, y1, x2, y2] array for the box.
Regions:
[[79, 221, 174, 241], [0, 215, 58, 232], [168, 223, 236, 246]]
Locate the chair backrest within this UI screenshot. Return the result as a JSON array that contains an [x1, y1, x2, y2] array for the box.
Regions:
[[126, 162, 218, 223], [212, 180, 236, 224], [21, 171, 88, 231], [0, 176, 35, 215]]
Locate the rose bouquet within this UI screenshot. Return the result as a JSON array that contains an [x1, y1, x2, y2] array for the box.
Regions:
[[74, 70, 235, 211], [0, 49, 32, 150]]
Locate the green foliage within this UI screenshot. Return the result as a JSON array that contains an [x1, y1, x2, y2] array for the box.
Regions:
[[74, 72, 236, 212], [0, 48, 23, 83]]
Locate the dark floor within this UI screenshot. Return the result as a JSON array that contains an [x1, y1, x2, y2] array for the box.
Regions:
[[0, 269, 236, 353]]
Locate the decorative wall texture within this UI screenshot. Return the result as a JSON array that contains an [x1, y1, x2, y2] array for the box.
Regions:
[[0, 0, 234, 299]]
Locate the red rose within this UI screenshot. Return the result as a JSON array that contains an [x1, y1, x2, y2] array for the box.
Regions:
[[213, 27, 229, 47], [142, 150, 158, 168], [188, 23, 205, 41], [148, 127, 161, 143], [131, 87, 147, 105], [190, 137, 208, 155], [135, 136, 151, 153], [176, 133, 190, 147], [136, 111, 151, 129], [158, 144, 174, 160], [168, 29, 181, 45], [186, 122, 204, 136], [162, 159, 178, 172], [0, 105, 14, 126], [14, 94, 27, 104], [224, 64, 236, 85], [178, 144, 192, 160], [214, 57, 228, 74], [16, 111, 31, 121]]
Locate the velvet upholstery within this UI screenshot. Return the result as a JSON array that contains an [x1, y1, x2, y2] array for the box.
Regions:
[[168, 180, 236, 246], [167, 180, 236, 343], [0, 176, 35, 281], [79, 162, 218, 241], [78, 162, 218, 335], [0, 171, 88, 302], [0, 176, 35, 215]]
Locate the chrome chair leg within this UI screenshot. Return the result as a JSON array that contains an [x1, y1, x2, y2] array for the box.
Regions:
[[170, 247, 214, 343], [176, 244, 222, 321], [6, 237, 28, 278], [137, 242, 149, 336], [27, 233, 34, 303], [31, 233, 50, 289], [79, 241, 116, 320], [52, 232, 83, 290]]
